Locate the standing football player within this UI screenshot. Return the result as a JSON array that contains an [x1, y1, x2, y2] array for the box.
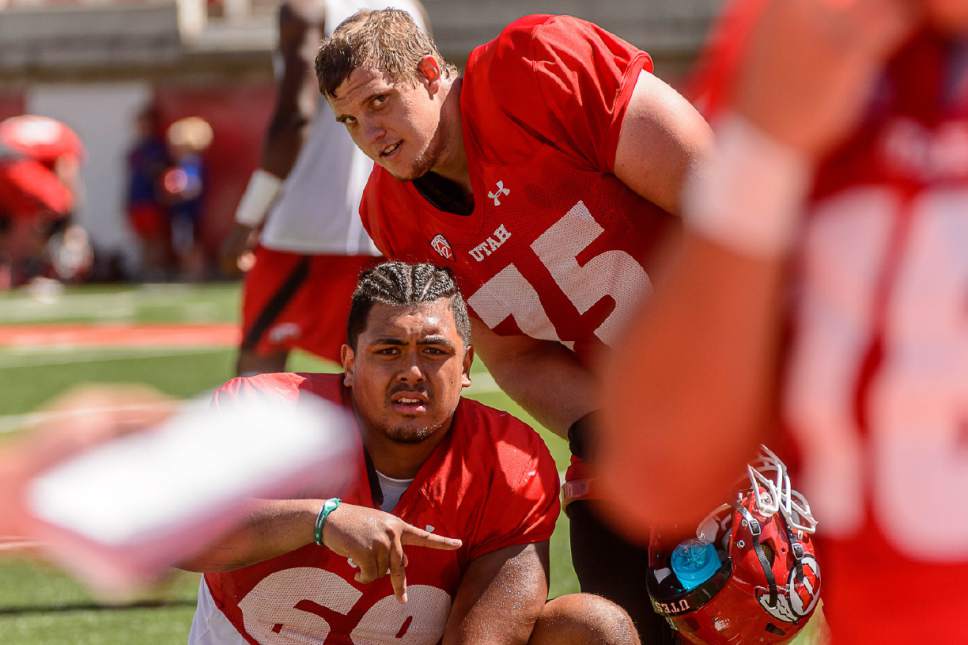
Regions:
[[314, 10, 711, 641], [221, 0, 426, 375], [599, 0, 968, 641], [184, 261, 639, 645]]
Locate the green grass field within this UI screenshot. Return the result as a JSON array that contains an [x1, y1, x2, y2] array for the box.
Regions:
[[0, 282, 580, 644], [0, 283, 824, 644]]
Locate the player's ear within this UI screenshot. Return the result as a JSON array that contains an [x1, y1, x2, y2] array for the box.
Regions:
[[417, 56, 441, 92], [461, 346, 473, 389], [340, 344, 356, 386]]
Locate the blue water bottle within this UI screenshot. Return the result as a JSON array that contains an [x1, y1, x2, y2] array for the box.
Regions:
[[670, 539, 721, 591]]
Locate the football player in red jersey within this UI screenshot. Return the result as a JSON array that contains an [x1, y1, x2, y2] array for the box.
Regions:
[[0, 115, 90, 288], [183, 261, 639, 645], [314, 10, 712, 641], [599, 0, 968, 642], [221, 0, 427, 376]]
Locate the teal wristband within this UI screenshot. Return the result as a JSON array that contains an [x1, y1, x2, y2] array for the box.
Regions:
[[314, 497, 341, 546]]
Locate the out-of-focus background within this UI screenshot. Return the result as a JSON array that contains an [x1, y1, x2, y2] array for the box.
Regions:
[[0, 1, 726, 642]]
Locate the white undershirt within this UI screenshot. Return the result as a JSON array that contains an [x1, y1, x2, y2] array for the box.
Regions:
[[375, 470, 413, 512], [259, 0, 426, 255]]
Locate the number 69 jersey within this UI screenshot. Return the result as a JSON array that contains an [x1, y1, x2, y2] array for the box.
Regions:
[[360, 14, 677, 369], [189, 372, 559, 645]]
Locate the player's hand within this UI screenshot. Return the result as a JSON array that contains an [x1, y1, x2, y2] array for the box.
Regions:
[[321, 503, 462, 603], [218, 223, 257, 276], [734, 0, 916, 157], [0, 385, 174, 536]]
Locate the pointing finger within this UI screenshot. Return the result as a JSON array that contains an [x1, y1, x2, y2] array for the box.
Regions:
[[389, 535, 408, 603], [400, 525, 462, 550]]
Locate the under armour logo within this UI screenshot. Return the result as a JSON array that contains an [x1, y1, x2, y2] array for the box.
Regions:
[[488, 180, 510, 206]]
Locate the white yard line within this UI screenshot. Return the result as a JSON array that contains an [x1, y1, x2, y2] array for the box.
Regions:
[[0, 538, 40, 552], [0, 401, 178, 434], [0, 293, 138, 323], [0, 283, 225, 324], [0, 346, 228, 369]]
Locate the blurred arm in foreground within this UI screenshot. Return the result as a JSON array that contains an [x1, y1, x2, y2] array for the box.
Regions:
[[0, 385, 175, 538], [599, 0, 916, 536], [0, 383, 353, 596]]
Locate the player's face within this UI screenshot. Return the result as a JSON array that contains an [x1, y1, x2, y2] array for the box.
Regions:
[[342, 299, 472, 444], [328, 64, 447, 180]]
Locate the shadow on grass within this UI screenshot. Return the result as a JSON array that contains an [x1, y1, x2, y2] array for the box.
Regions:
[[0, 599, 196, 616]]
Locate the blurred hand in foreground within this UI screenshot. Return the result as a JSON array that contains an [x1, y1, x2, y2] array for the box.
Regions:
[[735, 0, 916, 156]]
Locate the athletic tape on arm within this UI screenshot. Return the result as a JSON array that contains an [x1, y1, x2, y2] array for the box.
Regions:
[[683, 114, 812, 258], [234, 169, 284, 227]]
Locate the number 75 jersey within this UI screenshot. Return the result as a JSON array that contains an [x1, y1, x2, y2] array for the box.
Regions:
[[360, 15, 677, 366]]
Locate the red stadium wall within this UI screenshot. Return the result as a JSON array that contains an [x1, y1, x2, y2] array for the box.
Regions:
[[0, 92, 26, 121], [154, 82, 275, 255]]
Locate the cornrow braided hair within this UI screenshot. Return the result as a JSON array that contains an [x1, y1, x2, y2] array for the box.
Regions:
[[347, 261, 471, 348]]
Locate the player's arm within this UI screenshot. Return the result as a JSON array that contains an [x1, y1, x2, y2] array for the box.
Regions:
[[221, 0, 324, 272], [612, 70, 712, 215], [503, 16, 711, 217], [178, 498, 322, 571], [442, 542, 550, 645], [598, 0, 914, 539], [179, 500, 461, 580], [599, 234, 786, 539], [261, 0, 324, 178], [470, 318, 595, 438]]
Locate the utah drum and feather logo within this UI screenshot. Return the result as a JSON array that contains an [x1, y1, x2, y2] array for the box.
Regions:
[[431, 234, 453, 260]]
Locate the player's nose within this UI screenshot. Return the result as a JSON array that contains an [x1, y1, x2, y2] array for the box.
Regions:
[[396, 359, 425, 384], [363, 118, 386, 145]]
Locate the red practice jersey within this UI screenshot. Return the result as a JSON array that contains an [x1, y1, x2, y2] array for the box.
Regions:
[[0, 115, 82, 219], [696, 14, 968, 643], [192, 372, 559, 645], [361, 15, 676, 368]]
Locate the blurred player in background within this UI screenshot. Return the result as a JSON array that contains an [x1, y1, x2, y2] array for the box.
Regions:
[[183, 261, 639, 645], [599, 0, 968, 641], [316, 9, 710, 641], [222, 0, 427, 376], [125, 104, 171, 280], [164, 116, 213, 281], [0, 114, 91, 289]]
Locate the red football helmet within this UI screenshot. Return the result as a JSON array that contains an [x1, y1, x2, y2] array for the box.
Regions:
[[0, 115, 84, 165], [647, 446, 821, 644]]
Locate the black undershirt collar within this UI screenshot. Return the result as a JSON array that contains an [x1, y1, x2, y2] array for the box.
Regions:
[[412, 172, 474, 216]]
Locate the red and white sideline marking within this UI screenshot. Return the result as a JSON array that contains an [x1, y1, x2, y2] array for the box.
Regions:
[[0, 324, 239, 348]]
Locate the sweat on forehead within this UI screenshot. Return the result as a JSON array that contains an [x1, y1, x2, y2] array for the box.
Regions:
[[363, 300, 454, 333]]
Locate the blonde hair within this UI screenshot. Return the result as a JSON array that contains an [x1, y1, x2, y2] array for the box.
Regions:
[[166, 116, 213, 152], [315, 8, 455, 98]]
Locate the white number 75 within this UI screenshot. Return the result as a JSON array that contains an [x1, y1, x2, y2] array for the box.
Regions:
[[467, 201, 652, 347]]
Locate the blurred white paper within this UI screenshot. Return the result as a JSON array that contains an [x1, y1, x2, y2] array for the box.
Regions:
[[22, 391, 355, 595]]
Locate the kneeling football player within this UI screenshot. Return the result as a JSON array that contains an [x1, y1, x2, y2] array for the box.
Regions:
[[182, 260, 638, 645]]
